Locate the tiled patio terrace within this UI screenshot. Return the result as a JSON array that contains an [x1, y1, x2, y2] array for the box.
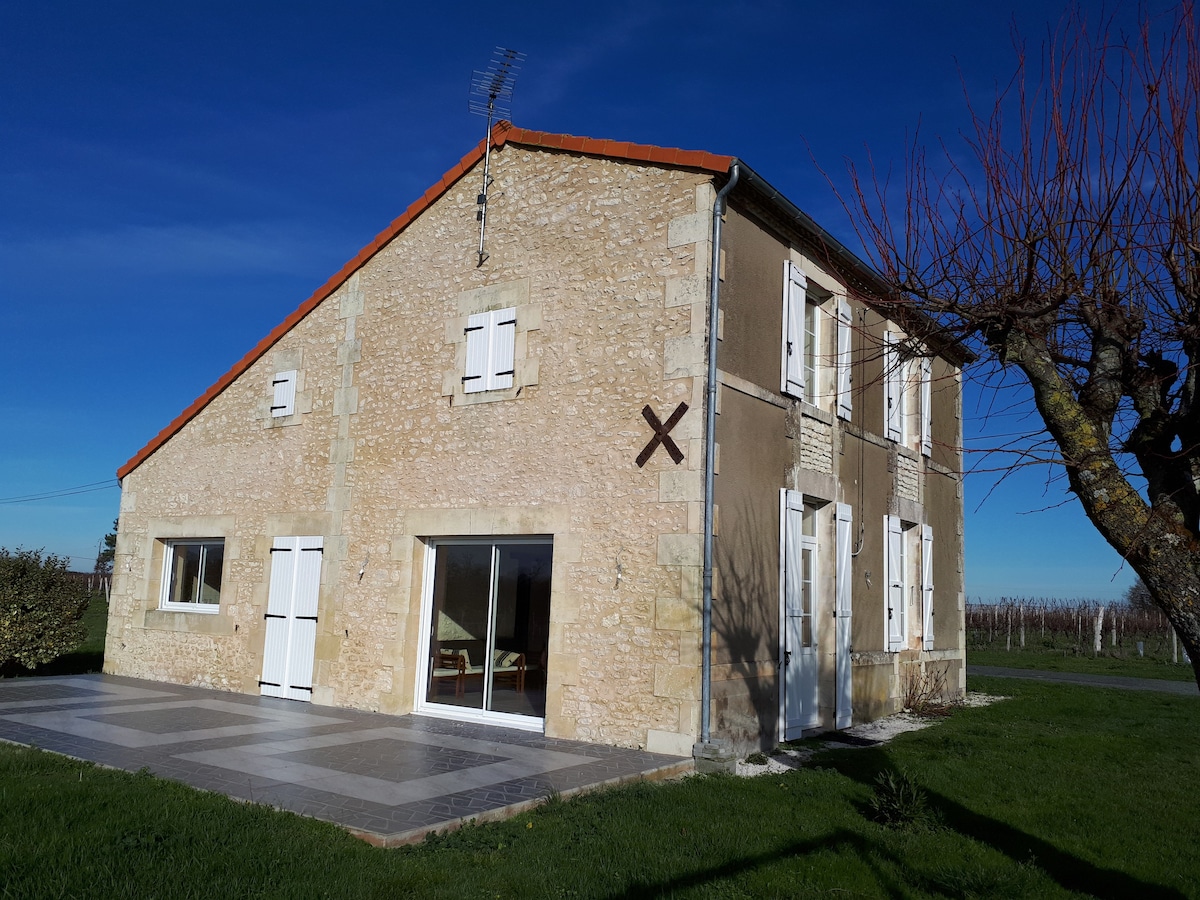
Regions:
[[0, 674, 692, 846]]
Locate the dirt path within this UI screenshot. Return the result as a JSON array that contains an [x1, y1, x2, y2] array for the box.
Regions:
[[969, 665, 1198, 695]]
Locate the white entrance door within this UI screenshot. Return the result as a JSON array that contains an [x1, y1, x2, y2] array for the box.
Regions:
[[260, 535, 323, 701], [781, 489, 820, 739], [835, 503, 854, 729]]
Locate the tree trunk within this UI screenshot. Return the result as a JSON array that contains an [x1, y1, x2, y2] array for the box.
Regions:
[[1007, 334, 1200, 687]]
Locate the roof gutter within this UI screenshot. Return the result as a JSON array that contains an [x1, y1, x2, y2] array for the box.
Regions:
[[735, 160, 888, 298], [700, 162, 739, 748], [732, 160, 973, 367]]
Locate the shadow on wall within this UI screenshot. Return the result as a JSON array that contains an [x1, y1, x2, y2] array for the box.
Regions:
[[711, 498, 782, 752]]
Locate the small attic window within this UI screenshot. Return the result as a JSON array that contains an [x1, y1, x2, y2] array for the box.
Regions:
[[271, 370, 297, 417]]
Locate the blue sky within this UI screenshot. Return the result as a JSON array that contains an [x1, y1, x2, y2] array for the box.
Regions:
[[0, 0, 1163, 598]]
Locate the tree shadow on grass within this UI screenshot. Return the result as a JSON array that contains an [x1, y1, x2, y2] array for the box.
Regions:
[[604, 821, 1071, 900], [815, 747, 1186, 900], [607, 828, 919, 899]]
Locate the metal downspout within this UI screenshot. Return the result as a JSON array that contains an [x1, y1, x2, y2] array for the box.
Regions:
[[701, 163, 740, 745]]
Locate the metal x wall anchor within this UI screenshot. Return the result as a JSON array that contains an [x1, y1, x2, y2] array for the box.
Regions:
[[636, 402, 689, 467]]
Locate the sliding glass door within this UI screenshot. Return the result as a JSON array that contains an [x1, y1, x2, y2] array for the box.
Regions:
[[423, 540, 551, 722]]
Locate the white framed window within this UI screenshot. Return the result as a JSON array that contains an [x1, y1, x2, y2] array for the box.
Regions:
[[159, 539, 224, 613], [463, 307, 517, 394], [885, 332, 933, 453], [804, 300, 819, 400], [782, 261, 827, 405], [270, 370, 297, 418], [835, 299, 852, 420]]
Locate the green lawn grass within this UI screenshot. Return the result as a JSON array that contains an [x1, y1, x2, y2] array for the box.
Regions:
[[969, 645, 1197, 682], [1, 675, 1197, 898]]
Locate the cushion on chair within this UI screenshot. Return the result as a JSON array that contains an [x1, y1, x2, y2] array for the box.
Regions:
[[494, 650, 523, 669]]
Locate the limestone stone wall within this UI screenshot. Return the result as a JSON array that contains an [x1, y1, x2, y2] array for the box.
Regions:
[[799, 414, 834, 475], [108, 144, 716, 754], [895, 451, 920, 501]]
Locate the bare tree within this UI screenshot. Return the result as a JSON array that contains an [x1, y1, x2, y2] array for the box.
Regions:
[[836, 3, 1200, 686]]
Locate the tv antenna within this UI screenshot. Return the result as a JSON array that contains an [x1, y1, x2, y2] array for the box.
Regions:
[[469, 47, 525, 267]]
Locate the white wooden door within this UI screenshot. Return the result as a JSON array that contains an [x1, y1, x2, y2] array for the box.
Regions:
[[260, 535, 323, 701], [835, 503, 854, 729], [782, 490, 819, 739]]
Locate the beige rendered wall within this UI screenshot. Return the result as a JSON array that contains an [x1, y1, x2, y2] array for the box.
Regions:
[[108, 145, 718, 755], [709, 203, 966, 740]]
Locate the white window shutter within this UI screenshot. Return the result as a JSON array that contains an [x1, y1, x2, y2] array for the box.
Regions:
[[782, 489, 804, 618], [836, 300, 852, 420], [261, 535, 323, 701], [782, 261, 807, 398], [836, 504, 853, 618], [919, 356, 932, 456], [489, 308, 517, 391], [261, 537, 296, 695], [884, 332, 902, 442], [271, 370, 297, 418], [287, 536, 324, 697], [921, 525, 934, 651], [885, 516, 905, 651], [835, 503, 853, 729], [463, 312, 490, 393]]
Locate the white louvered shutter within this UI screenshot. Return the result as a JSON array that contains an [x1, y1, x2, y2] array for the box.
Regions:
[[260, 535, 323, 701], [921, 525, 934, 651], [782, 261, 807, 398], [287, 536, 324, 698], [919, 356, 932, 456], [260, 538, 296, 697], [884, 333, 902, 442], [781, 489, 807, 736], [835, 503, 853, 729], [836, 300, 852, 420], [463, 312, 490, 393], [271, 370, 297, 418], [489, 308, 516, 391], [885, 516, 905, 651]]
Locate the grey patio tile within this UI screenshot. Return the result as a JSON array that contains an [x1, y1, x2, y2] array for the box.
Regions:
[[0, 673, 689, 844]]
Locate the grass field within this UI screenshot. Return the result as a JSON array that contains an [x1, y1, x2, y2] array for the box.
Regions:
[[1, 675, 1196, 898], [968, 646, 1197, 682]]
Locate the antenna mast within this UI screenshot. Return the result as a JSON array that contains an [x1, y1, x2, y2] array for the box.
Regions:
[[469, 47, 525, 267]]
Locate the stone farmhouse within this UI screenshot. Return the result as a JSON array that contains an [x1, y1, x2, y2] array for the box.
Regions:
[[107, 123, 967, 760]]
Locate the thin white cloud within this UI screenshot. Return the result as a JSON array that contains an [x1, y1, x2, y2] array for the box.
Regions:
[[0, 220, 350, 279]]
